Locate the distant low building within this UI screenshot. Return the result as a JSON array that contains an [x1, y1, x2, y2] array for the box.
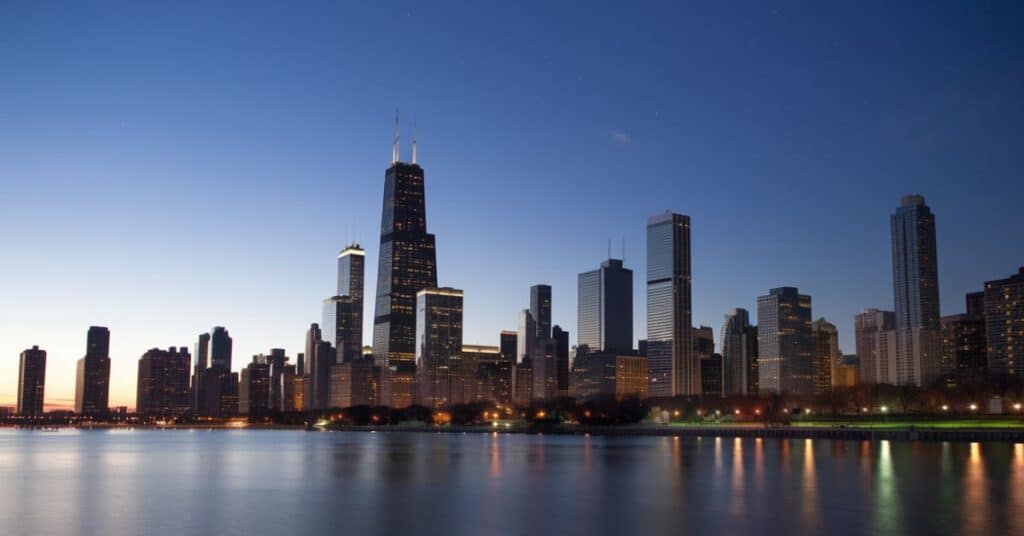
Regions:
[[571, 353, 648, 402]]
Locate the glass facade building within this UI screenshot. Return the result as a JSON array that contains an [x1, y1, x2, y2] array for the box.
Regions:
[[415, 287, 463, 409], [757, 287, 813, 395], [891, 194, 942, 386], [577, 259, 633, 355], [721, 309, 757, 395], [646, 212, 695, 397], [372, 161, 438, 368]]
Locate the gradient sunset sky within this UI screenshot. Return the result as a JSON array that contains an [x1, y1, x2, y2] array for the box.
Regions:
[[2, 1, 1022, 408]]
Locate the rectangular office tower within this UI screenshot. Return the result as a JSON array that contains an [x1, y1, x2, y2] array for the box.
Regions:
[[984, 267, 1024, 377], [855, 309, 897, 384], [578, 259, 633, 355], [415, 288, 463, 409], [646, 212, 696, 397], [372, 156, 438, 368], [891, 194, 942, 386], [75, 326, 111, 416], [333, 244, 365, 357], [17, 345, 46, 416], [324, 295, 361, 362], [757, 288, 813, 396], [136, 347, 191, 415], [721, 309, 757, 396]]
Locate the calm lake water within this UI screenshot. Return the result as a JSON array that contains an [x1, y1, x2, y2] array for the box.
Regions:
[[1, 429, 1022, 535]]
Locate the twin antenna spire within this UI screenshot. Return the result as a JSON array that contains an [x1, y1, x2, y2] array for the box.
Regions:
[[391, 108, 418, 165]]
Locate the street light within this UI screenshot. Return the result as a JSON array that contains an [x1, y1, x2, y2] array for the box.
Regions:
[[880, 406, 888, 413], [969, 404, 978, 412], [1015, 403, 1022, 411], [941, 404, 949, 412]]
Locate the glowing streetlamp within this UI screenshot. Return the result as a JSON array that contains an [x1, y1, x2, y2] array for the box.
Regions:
[[969, 403, 978, 412], [1015, 403, 1022, 411], [880, 406, 888, 413], [941, 404, 949, 412]]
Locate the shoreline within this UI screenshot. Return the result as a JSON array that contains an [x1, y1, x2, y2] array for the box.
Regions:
[[6, 422, 1024, 443]]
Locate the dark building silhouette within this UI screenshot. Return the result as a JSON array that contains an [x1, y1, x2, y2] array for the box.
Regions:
[[310, 336, 335, 410], [572, 353, 648, 402], [499, 331, 517, 363], [966, 291, 985, 317], [17, 345, 46, 416], [75, 326, 111, 416], [530, 284, 552, 339], [266, 348, 288, 410], [239, 355, 271, 414], [984, 267, 1024, 377], [577, 258, 633, 355], [941, 314, 987, 387], [700, 354, 723, 398], [693, 326, 718, 396], [553, 325, 570, 397], [646, 212, 695, 397], [199, 326, 237, 417], [721, 309, 757, 395], [372, 139, 438, 371], [136, 347, 191, 415], [191, 332, 210, 415], [324, 295, 361, 363]]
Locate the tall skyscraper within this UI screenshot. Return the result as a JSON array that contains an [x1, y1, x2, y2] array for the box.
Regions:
[[854, 309, 897, 385], [530, 284, 552, 339], [646, 212, 695, 397], [811, 318, 839, 394], [136, 347, 191, 415], [553, 325, 570, 397], [984, 267, 1024, 377], [191, 332, 210, 415], [327, 244, 366, 363], [757, 287, 813, 395], [210, 326, 232, 370], [17, 345, 46, 416], [721, 309, 757, 396], [202, 326, 236, 417], [75, 326, 111, 416], [577, 259, 633, 354], [891, 194, 942, 386], [372, 132, 438, 368], [415, 287, 463, 408]]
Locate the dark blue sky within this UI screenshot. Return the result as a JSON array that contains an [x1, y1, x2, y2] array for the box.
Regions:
[[2, 1, 1022, 406]]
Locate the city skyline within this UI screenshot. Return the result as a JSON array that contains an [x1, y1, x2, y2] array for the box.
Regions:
[[3, 3, 1024, 409]]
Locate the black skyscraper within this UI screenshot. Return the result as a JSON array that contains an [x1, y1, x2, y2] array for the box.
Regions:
[[530, 284, 552, 339], [17, 345, 46, 416], [75, 326, 111, 416], [372, 127, 438, 368]]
